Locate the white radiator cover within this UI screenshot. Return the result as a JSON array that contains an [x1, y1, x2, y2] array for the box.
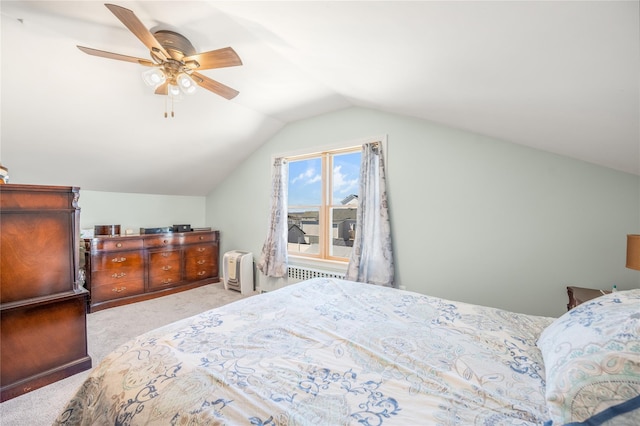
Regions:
[[287, 265, 346, 283]]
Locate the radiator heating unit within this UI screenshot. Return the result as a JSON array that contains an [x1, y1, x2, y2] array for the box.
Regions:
[[287, 265, 346, 284], [223, 251, 254, 295]]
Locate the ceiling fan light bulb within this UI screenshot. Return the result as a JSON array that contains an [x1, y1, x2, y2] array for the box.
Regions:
[[177, 73, 197, 95], [168, 84, 181, 97], [142, 68, 166, 86]]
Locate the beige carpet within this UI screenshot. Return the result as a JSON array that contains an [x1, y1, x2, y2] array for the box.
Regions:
[[0, 283, 247, 426]]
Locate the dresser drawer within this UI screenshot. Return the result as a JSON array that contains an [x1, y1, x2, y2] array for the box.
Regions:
[[144, 235, 179, 249], [91, 279, 144, 302], [185, 261, 216, 281], [149, 249, 181, 262], [148, 264, 182, 289], [91, 266, 145, 286], [185, 244, 214, 258], [183, 232, 216, 245], [91, 251, 144, 272], [90, 238, 143, 252]]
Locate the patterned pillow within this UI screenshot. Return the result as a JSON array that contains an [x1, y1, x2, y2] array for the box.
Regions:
[[536, 289, 640, 425]]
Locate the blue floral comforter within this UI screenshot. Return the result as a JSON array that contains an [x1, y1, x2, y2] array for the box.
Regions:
[[55, 278, 554, 425]]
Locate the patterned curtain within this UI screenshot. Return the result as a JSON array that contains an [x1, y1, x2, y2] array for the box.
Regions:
[[257, 158, 288, 278], [345, 142, 395, 287]]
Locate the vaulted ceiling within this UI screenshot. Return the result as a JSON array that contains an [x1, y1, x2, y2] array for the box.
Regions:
[[1, 1, 638, 195]]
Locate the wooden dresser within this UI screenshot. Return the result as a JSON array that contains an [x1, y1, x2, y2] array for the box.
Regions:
[[0, 184, 91, 402], [84, 230, 219, 312], [566, 286, 610, 310]]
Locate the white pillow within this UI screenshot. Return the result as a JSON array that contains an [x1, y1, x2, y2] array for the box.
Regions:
[[536, 289, 640, 425]]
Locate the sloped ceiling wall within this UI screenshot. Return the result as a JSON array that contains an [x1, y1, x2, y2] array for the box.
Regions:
[[1, 1, 638, 195]]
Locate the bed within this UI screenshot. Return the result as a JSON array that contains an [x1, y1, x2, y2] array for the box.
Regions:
[[54, 278, 640, 425]]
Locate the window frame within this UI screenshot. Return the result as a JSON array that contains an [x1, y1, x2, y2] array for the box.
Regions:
[[286, 147, 360, 262], [275, 135, 387, 266]]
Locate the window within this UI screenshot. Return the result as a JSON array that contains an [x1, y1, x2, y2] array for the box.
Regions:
[[286, 146, 361, 262]]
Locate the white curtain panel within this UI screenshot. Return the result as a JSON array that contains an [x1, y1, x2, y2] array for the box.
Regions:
[[346, 143, 395, 287], [257, 157, 288, 278]]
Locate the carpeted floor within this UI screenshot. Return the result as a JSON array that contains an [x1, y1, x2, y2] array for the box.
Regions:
[[0, 283, 247, 425]]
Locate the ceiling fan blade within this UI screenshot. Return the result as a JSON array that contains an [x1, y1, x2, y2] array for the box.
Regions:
[[105, 3, 170, 59], [77, 46, 154, 66], [182, 47, 242, 70], [191, 72, 239, 100], [154, 81, 169, 95]]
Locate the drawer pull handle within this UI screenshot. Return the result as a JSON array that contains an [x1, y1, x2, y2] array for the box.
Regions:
[[197, 271, 206, 276], [163, 239, 169, 244], [162, 265, 172, 271], [112, 257, 126, 263], [199, 236, 204, 240], [162, 279, 173, 284], [197, 260, 206, 265], [116, 243, 122, 248], [161, 252, 171, 257], [111, 272, 127, 278], [197, 247, 206, 252], [112, 286, 127, 293]]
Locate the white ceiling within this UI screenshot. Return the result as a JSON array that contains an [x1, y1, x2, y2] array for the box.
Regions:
[[1, 1, 638, 196]]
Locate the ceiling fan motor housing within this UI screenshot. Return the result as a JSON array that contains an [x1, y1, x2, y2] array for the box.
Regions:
[[153, 30, 197, 60]]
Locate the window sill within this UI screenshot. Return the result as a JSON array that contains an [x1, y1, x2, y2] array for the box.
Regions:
[[288, 255, 348, 274]]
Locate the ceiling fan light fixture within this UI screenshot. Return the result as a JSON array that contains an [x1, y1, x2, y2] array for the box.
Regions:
[[177, 73, 197, 95], [142, 68, 166, 87], [168, 84, 181, 98]]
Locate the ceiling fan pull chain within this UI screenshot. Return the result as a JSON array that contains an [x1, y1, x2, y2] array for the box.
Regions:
[[163, 95, 175, 118]]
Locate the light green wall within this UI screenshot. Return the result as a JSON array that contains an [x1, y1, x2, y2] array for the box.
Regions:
[[205, 107, 640, 317], [79, 190, 205, 235]]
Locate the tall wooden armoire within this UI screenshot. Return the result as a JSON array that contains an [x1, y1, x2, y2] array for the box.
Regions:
[[0, 184, 91, 402]]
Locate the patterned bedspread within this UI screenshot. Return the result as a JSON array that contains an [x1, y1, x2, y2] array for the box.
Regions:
[[55, 278, 555, 425]]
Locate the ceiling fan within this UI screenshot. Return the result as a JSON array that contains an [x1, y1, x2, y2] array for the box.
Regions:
[[77, 3, 242, 104]]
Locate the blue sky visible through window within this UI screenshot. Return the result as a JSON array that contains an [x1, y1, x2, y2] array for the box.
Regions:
[[288, 151, 360, 206]]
